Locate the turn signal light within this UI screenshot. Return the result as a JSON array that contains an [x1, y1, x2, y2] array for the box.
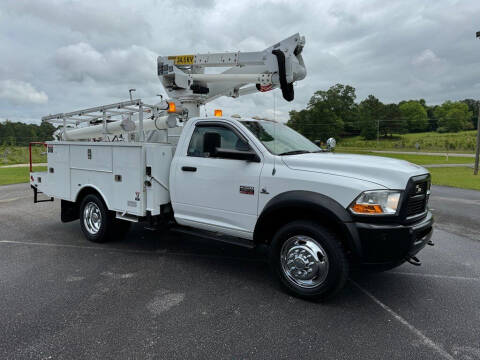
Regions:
[[350, 203, 383, 214], [214, 109, 222, 117], [168, 102, 176, 113]]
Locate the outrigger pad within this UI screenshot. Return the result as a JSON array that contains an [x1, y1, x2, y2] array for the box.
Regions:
[[272, 49, 294, 102]]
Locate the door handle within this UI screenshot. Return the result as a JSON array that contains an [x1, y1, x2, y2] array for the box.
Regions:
[[182, 166, 197, 172]]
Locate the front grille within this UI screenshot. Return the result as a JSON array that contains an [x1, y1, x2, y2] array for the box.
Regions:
[[406, 180, 429, 217]]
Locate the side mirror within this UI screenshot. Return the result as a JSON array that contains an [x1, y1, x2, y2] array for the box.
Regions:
[[326, 137, 336, 151], [215, 147, 260, 162]]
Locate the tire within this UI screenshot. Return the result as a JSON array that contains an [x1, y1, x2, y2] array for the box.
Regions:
[[79, 194, 115, 243], [269, 220, 349, 301]]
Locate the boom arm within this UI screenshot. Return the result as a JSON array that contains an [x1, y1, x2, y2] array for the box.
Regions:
[[157, 33, 306, 112]]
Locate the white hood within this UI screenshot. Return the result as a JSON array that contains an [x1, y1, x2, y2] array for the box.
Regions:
[[281, 153, 429, 189]]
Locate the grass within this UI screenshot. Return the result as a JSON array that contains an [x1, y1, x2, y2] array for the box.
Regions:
[[0, 145, 47, 166], [0, 166, 47, 186], [337, 150, 474, 165], [338, 130, 477, 152], [427, 167, 480, 191]]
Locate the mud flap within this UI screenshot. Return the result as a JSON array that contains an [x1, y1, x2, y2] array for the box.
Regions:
[[61, 200, 79, 223]]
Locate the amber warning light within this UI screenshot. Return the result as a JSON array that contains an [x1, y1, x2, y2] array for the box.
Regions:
[[167, 102, 176, 113], [214, 109, 222, 117]]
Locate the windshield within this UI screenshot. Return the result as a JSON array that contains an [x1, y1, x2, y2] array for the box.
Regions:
[[241, 120, 321, 155]]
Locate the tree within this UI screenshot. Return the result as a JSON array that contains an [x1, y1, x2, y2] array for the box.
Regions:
[[0, 120, 57, 145], [288, 105, 343, 142], [308, 84, 358, 136], [434, 101, 473, 133], [461, 99, 479, 130], [398, 101, 428, 133], [381, 103, 407, 136], [358, 95, 384, 140]]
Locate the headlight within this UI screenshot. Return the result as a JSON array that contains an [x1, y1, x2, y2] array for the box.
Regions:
[[349, 190, 402, 215]]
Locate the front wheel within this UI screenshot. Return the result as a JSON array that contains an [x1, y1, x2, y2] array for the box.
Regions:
[[269, 220, 349, 301]]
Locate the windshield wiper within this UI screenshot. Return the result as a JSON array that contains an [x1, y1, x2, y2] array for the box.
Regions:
[[278, 150, 311, 156]]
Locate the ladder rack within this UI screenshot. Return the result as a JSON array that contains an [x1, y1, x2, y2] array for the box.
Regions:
[[41, 99, 159, 125], [41, 99, 168, 142]]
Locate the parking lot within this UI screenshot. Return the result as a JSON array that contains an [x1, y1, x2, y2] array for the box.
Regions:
[[1, 183, 479, 359]]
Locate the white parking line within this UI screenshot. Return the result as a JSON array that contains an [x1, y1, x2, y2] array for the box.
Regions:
[[351, 280, 455, 360], [390, 271, 480, 282]]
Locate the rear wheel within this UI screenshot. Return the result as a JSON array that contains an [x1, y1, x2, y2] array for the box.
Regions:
[[79, 194, 114, 243], [269, 220, 349, 301]]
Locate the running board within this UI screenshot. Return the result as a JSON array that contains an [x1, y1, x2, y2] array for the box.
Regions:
[[170, 226, 255, 249], [116, 212, 139, 223]]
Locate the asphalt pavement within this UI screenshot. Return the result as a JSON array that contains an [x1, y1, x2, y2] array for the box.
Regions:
[[0, 183, 479, 359]]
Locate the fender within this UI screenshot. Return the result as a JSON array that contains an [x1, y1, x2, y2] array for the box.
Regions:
[[255, 191, 362, 258], [74, 184, 111, 209]]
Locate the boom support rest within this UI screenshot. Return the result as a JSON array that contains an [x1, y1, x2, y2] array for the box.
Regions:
[[272, 49, 295, 102]]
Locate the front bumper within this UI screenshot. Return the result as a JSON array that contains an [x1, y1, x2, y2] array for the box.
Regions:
[[355, 211, 434, 264]]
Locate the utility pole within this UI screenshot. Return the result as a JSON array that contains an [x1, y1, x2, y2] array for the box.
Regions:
[[475, 31, 480, 175], [377, 119, 380, 147], [474, 103, 479, 175]]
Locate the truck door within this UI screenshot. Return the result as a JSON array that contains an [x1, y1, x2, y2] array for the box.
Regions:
[[171, 122, 263, 239]]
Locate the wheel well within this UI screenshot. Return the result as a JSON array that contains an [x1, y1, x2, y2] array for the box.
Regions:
[[76, 187, 107, 208], [253, 205, 359, 260]]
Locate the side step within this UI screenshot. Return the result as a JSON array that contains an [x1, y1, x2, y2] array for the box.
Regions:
[[116, 212, 139, 223], [170, 226, 255, 249]]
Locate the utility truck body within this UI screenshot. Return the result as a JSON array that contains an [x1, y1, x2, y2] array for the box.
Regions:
[[30, 34, 433, 299]]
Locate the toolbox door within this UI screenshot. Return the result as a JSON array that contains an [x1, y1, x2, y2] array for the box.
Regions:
[[111, 146, 145, 216]]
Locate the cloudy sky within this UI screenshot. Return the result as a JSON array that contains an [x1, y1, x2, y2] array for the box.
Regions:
[[1, 0, 480, 124]]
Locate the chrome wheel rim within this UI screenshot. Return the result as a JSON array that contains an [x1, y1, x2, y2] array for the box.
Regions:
[[83, 202, 102, 235], [280, 235, 329, 289]]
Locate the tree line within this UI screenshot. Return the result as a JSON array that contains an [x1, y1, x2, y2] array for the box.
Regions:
[[287, 84, 478, 141], [0, 120, 57, 146]]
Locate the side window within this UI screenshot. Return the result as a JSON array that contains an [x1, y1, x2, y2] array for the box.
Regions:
[[187, 124, 249, 158]]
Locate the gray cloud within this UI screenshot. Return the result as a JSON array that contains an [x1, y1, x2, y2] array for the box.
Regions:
[[1, 0, 480, 124], [0, 80, 48, 104]]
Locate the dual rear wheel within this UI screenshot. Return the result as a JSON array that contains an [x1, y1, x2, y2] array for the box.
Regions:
[[79, 194, 131, 243]]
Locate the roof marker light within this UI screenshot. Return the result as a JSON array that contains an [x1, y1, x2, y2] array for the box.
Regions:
[[214, 109, 222, 117]]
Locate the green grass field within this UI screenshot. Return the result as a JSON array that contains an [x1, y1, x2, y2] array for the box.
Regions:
[[337, 150, 474, 165], [0, 166, 47, 186], [427, 167, 480, 191], [338, 130, 477, 152], [0, 145, 47, 166]]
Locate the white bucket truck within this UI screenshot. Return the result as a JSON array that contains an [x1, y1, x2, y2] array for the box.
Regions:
[[30, 34, 433, 300]]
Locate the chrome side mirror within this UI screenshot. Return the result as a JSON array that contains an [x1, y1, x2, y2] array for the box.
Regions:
[[326, 137, 336, 151]]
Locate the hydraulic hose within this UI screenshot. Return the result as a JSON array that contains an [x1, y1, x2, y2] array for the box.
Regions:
[[272, 49, 294, 102]]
